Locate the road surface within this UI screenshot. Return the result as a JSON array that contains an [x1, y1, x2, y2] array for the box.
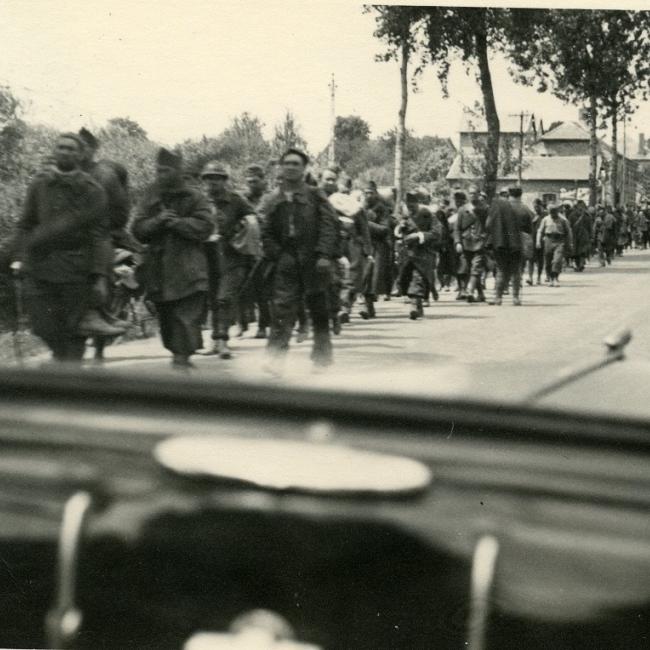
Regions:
[[56, 249, 650, 401]]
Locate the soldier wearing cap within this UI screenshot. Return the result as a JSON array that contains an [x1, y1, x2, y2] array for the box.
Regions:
[[395, 190, 442, 319], [536, 201, 573, 287], [363, 180, 395, 305], [527, 198, 547, 285], [453, 190, 487, 302], [11, 132, 112, 362], [200, 161, 258, 358], [242, 163, 271, 339], [319, 167, 346, 334], [328, 190, 373, 322], [260, 148, 338, 373], [78, 127, 137, 357], [133, 148, 213, 368], [484, 188, 531, 306]]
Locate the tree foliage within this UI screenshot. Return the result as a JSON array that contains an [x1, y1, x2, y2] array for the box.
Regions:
[[178, 112, 272, 179], [271, 110, 307, 157], [333, 115, 372, 169], [367, 5, 516, 199], [506, 8, 650, 205], [106, 116, 148, 140]]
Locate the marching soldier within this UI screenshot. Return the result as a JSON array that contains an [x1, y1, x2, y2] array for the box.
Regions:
[[319, 167, 346, 334], [485, 189, 531, 306], [133, 148, 213, 369], [77, 127, 135, 357], [261, 148, 338, 374], [396, 191, 442, 320], [453, 190, 487, 303], [200, 162, 257, 358], [536, 202, 573, 287], [243, 163, 271, 339], [329, 192, 373, 322], [363, 180, 394, 306], [12, 132, 112, 362]]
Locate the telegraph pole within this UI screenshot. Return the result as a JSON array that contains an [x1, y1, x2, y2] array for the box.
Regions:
[[328, 73, 337, 167], [508, 111, 531, 186]]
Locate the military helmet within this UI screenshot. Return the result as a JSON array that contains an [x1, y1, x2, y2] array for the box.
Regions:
[[200, 161, 229, 178]]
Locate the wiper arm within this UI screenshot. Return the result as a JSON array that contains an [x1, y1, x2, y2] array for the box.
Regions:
[[525, 328, 632, 403]]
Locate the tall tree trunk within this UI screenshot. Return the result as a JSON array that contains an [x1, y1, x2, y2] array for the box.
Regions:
[[610, 98, 618, 206], [475, 25, 500, 202], [394, 38, 408, 217], [588, 91, 598, 207]]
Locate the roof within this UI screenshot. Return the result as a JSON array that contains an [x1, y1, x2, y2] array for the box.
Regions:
[[447, 154, 594, 182], [459, 112, 535, 135], [540, 121, 591, 141]]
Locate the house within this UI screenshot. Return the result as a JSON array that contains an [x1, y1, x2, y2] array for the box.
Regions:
[[447, 111, 640, 205]]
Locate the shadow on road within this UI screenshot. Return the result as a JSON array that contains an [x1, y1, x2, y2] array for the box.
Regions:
[[427, 314, 487, 320], [520, 303, 578, 307], [330, 342, 405, 350], [88, 354, 172, 364], [332, 334, 424, 341], [598, 266, 650, 274]]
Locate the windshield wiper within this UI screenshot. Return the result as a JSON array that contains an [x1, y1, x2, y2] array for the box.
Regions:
[[525, 328, 632, 403]]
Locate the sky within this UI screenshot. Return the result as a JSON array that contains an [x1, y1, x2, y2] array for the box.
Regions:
[[1, 0, 649, 153]]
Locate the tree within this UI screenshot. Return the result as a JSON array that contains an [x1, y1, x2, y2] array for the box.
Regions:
[[506, 9, 650, 206], [366, 5, 424, 214], [334, 115, 371, 169], [98, 120, 158, 205], [0, 85, 26, 182], [271, 111, 307, 157], [458, 101, 530, 187], [220, 112, 271, 166], [106, 117, 148, 139], [594, 13, 650, 204], [418, 7, 513, 200], [179, 112, 272, 178]]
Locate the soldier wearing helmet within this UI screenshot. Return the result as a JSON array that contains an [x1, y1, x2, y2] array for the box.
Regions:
[[200, 161, 257, 358]]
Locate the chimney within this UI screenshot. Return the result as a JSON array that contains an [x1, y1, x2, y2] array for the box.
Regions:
[[578, 107, 590, 124], [639, 133, 646, 156]]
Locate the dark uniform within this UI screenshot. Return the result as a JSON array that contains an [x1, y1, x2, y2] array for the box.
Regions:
[[396, 205, 442, 318], [568, 204, 592, 272], [435, 205, 455, 291], [261, 182, 338, 365], [338, 206, 372, 320], [133, 182, 213, 357], [83, 158, 138, 354], [453, 202, 486, 301], [243, 188, 271, 336], [485, 197, 530, 304], [208, 190, 256, 343], [14, 168, 111, 361], [594, 209, 617, 266], [364, 195, 394, 300], [528, 202, 546, 284]]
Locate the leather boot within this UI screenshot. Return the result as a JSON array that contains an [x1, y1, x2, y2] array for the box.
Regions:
[[78, 309, 127, 337]]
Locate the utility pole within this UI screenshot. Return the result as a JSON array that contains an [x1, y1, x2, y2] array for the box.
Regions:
[[508, 111, 531, 186], [328, 73, 337, 168]]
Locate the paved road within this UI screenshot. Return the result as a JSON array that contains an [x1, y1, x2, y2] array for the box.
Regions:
[[75, 249, 650, 401]]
